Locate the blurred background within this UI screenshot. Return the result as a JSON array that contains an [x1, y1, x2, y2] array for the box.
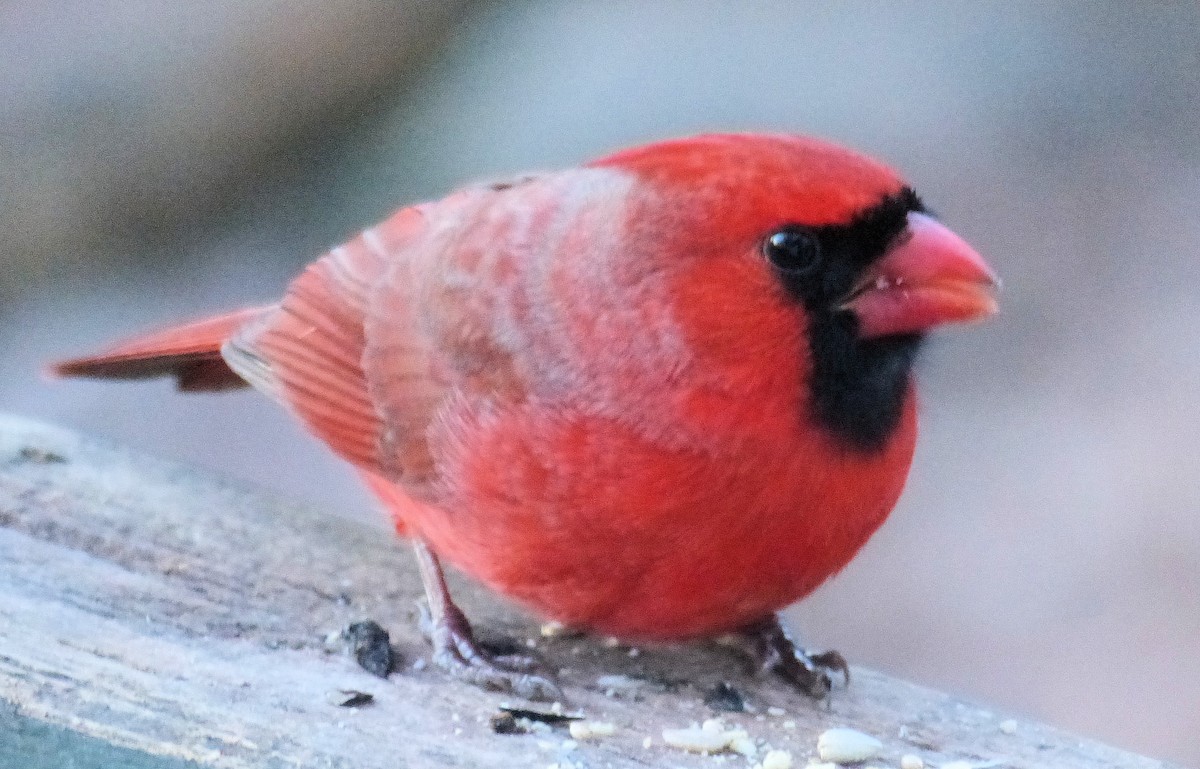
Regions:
[[2, 0, 1197, 763]]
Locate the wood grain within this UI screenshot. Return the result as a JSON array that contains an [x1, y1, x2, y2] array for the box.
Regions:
[[0, 414, 1173, 768]]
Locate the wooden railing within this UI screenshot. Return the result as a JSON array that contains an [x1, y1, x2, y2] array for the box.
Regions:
[[0, 414, 1171, 769]]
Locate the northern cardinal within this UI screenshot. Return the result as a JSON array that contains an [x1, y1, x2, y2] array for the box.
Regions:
[[53, 133, 997, 700]]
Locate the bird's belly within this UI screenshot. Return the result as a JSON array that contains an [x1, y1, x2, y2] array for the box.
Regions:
[[410, 402, 915, 641]]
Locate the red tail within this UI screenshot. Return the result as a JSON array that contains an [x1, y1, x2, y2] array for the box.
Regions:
[[51, 307, 267, 392]]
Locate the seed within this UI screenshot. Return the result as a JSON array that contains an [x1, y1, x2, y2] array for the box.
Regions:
[[728, 733, 757, 757], [569, 721, 616, 740], [662, 726, 731, 753], [816, 728, 883, 763]]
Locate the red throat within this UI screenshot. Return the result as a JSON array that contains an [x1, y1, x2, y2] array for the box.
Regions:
[[842, 212, 998, 339]]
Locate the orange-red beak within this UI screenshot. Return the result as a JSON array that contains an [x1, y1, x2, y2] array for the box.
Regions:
[[841, 212, 998, 339]]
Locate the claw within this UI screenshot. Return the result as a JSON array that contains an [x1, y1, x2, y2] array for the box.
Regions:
[[412, 540, 561, 701], [808, 649, 850, 687], [735, 615, 849, 700]]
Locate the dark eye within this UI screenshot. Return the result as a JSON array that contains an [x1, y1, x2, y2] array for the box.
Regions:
[[764, 226, 821, 274]]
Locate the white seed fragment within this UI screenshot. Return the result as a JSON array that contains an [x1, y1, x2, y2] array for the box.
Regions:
[[817, 728, 883, 763], [642, 736, 653, 749], [560, 739, 578, 752], [662, 720, 761, 757], [662, 726, 731, 753], [593, 721, 617, 737], [540, 621, 566, 637], [767, 706, 787, 717], [760, 748, 793, 768], [728, 732, 757, 757], [782, 720, 797, 730], [804, 762, 838, 769], [569, 721, 616, 740], [999, 719, 1018, 735], [900, 754, 925, 769]]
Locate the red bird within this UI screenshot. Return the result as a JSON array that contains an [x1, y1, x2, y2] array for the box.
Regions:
[[53, 134, 997, 700]]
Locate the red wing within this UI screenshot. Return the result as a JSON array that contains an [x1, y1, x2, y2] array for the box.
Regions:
[[225, 209, 428, 470], [229, 184, 542, 488], [361, 188, 531, 490]]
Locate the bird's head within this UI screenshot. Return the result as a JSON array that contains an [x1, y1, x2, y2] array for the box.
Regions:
[[594, 133, 998, 450]]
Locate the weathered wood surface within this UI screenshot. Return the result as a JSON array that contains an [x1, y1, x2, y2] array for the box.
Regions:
[[0, 413, 1174, 769]]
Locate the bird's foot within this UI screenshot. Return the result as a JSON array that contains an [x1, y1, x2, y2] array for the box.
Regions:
[[419, 601, 561, 701], [736, 615, 849, 700]]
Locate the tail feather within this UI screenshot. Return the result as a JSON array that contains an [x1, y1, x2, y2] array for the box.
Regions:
[[51, 307, 269, 392]]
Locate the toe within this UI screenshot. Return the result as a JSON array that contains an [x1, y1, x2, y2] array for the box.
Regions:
[[809, 649, 850, 686]]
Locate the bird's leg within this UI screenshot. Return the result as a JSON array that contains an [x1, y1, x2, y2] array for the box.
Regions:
[[734, 614, 849, 700], [411, 539, 560, 700]]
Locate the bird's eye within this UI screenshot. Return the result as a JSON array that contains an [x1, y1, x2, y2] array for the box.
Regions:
[[764, 227, 821, 275]]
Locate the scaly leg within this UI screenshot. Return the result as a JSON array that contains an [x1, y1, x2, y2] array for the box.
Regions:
[[736, 614, 849, 699], [412, 539, 560, 700]]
